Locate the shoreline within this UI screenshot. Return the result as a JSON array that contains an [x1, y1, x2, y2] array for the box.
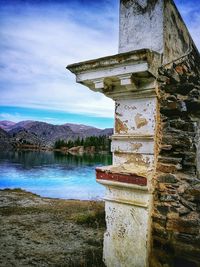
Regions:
[[4, 147, 111, 155], [0, 187, 104, 202]]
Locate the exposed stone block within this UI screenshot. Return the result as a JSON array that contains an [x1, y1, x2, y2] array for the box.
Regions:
[[166, 218, 199, 235], [184, 185, 200, 203], [175, 233, 200, 246], [157, 163, 182, 173], [157, 174, 178, 183], [179, 197, 196, 211]]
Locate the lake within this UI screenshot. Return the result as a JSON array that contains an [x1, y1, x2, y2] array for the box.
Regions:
[[0, 150, 112, 200]]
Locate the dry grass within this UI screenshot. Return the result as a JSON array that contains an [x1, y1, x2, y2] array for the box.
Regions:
[[0, 189, 106, 267]]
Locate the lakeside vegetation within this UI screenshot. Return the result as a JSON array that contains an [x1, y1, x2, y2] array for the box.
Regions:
[[54, 135, 111, 152]]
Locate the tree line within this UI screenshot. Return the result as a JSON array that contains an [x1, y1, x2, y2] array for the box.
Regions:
[[54, 135, 111, 152]]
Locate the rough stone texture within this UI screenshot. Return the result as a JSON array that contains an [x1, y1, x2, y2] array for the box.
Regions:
[[151, 49, 200, 267]]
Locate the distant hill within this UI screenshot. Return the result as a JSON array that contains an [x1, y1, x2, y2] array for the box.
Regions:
[[0, 120, 113, 149], [64, 123, 103, 138], [0, 120, 16, 132], [0, 128, 12, 150], [10, 121, 75, 147]]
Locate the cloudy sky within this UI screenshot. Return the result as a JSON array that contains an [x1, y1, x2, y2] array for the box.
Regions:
[[0, 0, 199, 128]]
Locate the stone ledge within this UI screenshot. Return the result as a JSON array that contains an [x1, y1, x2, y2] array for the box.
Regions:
[[67, 49, 161, 75], [111, 134, 154, 140], [104, 197, 149, 208], [96, 166, 147, 186], [97, 178, 149, 192], [67, 49, 161, 100]]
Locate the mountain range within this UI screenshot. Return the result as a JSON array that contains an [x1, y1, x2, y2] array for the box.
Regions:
[[0, 120, 113, 150]]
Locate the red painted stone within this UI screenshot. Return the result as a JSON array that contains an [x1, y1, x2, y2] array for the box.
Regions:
[[96, 169, 147, 186]]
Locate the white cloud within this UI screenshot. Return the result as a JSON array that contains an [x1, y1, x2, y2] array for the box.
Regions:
[[0, 1, 118, 118], [0, 0, 199, 123], [0, 112, 31, 122], [175, 1, 200, 50]]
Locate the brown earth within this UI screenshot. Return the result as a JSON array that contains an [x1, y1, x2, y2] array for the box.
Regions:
[[0, 189, 106, 267]]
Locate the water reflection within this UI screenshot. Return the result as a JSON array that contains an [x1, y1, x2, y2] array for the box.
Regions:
[[0, 150, 112, 200]]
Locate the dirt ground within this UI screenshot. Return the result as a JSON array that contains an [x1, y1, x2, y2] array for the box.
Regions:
[[0, 189, 106, 267]]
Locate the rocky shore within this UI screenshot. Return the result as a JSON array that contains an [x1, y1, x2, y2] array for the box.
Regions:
[[0, 189, 106, 267]]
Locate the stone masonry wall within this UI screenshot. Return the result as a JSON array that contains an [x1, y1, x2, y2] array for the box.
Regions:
[[150, 49, 200, 267]]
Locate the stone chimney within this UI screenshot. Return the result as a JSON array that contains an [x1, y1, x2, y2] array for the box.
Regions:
[[67, 1, 200, 266]]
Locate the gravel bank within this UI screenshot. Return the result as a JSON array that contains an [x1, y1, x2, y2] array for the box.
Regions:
[[0, 189, 105, 267]]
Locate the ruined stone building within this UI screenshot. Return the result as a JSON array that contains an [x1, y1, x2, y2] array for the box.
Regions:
[[67, 0, 200, 266]]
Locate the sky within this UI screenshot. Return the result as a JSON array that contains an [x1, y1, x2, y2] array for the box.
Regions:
[[0, 0, 199, 128]]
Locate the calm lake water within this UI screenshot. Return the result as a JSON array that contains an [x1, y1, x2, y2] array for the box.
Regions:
[[0, 151, 112, 200]]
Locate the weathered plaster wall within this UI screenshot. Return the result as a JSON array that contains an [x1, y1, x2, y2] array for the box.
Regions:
[[119, 0, 197, 65], [119, 0, 164, 54], [103, 192, 151, 267], [150, 50, 200, 267], [102, 91, 159, 267]]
